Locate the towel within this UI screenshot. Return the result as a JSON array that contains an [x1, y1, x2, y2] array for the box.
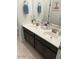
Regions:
[[23, 3, 29, 14]]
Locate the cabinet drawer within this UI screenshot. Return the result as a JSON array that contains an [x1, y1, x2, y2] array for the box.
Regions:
[[35, 39, 56, 59]]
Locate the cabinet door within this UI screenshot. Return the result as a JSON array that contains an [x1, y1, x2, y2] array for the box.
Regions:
[[43, 46, 56, 59], [29, 35, 34, 47], [23, 27, 34, 47], [23, 28, 28, 41], [35, 39, 56, 59], [35, 39, 44, 56]]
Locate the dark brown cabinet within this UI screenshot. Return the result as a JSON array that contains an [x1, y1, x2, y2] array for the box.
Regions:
[[23, 26, 58, 59], [23, 27, 34, 47], [35, 36, 57, 59]]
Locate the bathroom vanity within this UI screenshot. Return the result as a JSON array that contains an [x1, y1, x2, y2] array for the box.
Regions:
[[17, 0, 61, 58], [22, 23, 61, 59]]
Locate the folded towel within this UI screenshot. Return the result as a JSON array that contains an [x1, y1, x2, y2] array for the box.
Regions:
[[23, 1, 29, 14]]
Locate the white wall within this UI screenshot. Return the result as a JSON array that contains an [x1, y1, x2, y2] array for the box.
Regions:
[[17, 0, 33, 25]]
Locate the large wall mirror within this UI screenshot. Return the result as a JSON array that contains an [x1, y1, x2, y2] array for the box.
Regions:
[[32, 0, 61, 26]]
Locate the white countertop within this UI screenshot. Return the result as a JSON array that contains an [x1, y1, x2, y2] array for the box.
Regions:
[[22, 22, 61, 48]]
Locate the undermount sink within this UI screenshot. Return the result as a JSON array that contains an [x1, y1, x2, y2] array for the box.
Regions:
[[43, 28, 60, 39], [44, 31, 58, 38]]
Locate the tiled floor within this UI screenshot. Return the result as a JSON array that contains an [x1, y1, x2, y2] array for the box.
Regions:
[[17, 36, 44, 59]]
